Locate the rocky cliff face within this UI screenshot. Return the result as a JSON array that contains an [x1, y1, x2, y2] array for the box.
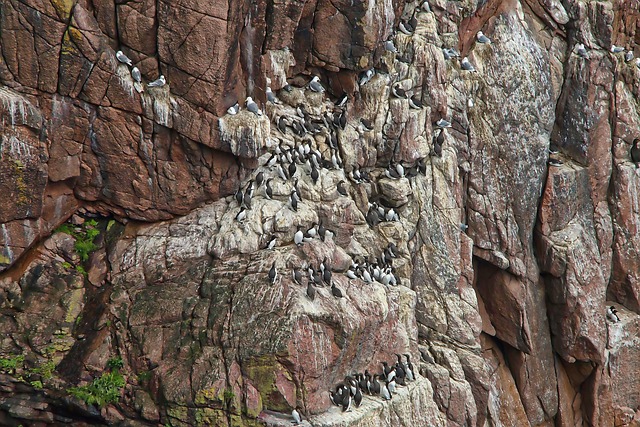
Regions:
[[1, 0, 640, 426]]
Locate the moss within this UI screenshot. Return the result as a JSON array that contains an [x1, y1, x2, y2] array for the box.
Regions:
[[194, 408, 226, 427], [50, 0, 74, 20], [0, 255, 11, 265], [0, 355, 25, 374]]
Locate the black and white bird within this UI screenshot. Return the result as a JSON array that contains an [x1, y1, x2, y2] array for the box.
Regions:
[[268, 261, 278, 284], [246, 97, 262, 116], [148, 75, 166, 87], [607, 306, 620, 322], [294, 226, 304, 246], [227, 103, 240, 115], [309, 76, 325, 92], [307, 281, 316, 301], [235, 207, 247, 222], [266, 235, 277, 250], [265, 178, 273, 199], [289, 191, 299, 211], [435, 118, 452, 128], [409, 94, 423, 109], [380, 381, 392, 400], [293, 268, 303, 286], [461, 57, 476, 71], [116, 50, 133, 66], [337, 180, 348, 196], [476, 31, 491, 44], [331, 284, 344, 298], [391, 85, 407, 99]]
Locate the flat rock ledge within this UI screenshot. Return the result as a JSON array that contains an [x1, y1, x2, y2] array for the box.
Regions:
[[258, 375, 445, 427]]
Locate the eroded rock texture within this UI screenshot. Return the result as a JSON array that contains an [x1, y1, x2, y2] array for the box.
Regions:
[[1, 0, 640, 426]]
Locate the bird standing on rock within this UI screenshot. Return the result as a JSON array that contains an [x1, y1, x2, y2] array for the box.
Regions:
[[309, 76, 325, 92], [268, 261, 277, 284], [116, 50, 133, 66], [292, 407, 302, 425], [246, 97, 262, 116], [476, 31, 491, 44], [607, 305, 620, 322], [148, 75, 166, 87], [631, 138, 640, 167]]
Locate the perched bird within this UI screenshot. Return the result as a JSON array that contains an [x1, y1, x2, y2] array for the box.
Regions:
[[311, 165, 319, 185], [255, 171, 264, 188], [268, 261, 277, 284], [476, 31, 491, 44], [294, 226, 304, 246], [360, 118, 374, 132], [380, 381, 392, 400], [435, 118, 452, 128], [359, 69, 375, 86], [290, 191, 299, 211], [409, 94, 423, 109], [293, 268, 303, 286], [234, 188, 243, 206], [292, 407, 302, 425], [235, 207, 247, 222], [335, 94, 348, 107], [148, 75, 166, 87], [607, 305, 620, 322], [227, 103, 240, 115], [331, 284, 344, 298], [433, 128, 444, 157], [398, 21, 413, 35], [548, 158, 563, 166], [403, 354, 415, 381], [421, 0, 431, 12], [116, 50, 133, 66], [631, 138, 640, 167], [307, 281, 316, 301], [341, 391, 352, 412], [265, 178, 273, 199], [576, 43, 589, 59], [461, 57, 476, 71], [625, 50, 635, 63], [266, 235, 277, 250], [384, 40, 397, 53], [246, 97, 262, 116], [266, 87, 278, 104], [309, 76, 325, 92], [131, 67, 142, 83], [391, 85, 407, 99], [610, 44, 625, 53], [337, 180, 348, 196]]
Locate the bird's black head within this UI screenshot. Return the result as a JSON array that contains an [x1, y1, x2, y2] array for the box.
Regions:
[[634, 138, 640, 147]]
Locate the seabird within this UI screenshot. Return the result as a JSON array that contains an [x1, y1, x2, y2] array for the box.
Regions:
[[265, 179, 273, 199], [266, 87, 278, 103], [391, 85, 407, 99], [359, 69, 375, 86], [442, 48, 454, 60], [266, 235, 277, 250], [307, 281, 316, 301], [255, 171, 264, 187], [404, 354, 415, 380], [292, 269, 303, 286], [116, 50, 133, 66], [409, 94, 423, 109], [337, 180, 348, 196], [476, 31, 491, 44], [380, 381, 392, 400], [421, 0, 431, 12], [576, 43, 589, 59], [433, 128, 444, 157], [288, 161, 297, 178], [235, 207, 247, 222], [148, 75, 166, 87], [610, 44, 625, 53], [631, 138, 640, 167], [607, 305, 620, 322], [227, 103, 240, 115], [246, 97, 262, 116], [625, 50, 635, 63], [435, 118, 452, 128], [398, 21, 413, 35], [387, 377, 397, 393], [323, 267, 332, 285], [341, 390, 352, 412], [310, 165, 319, 185], [292, 407, 302, 425], [346, 269, 357, 280], [277, 164, 288, 181], [289, 191, 298, 211], [408, 12, 417, 30], [294, 226, 304, 246], [548, 158, 563, 166], [353, 386, 362, 407], [331, 284, 344, 298], [234, 188, 243, 205], [461, 57, 476, 71], [384, 40, 397, 53], [360, 118, 374, 132], [268, 261, 277, 284], [467, 98, 474, 108], [309, 76, 325, 92], [131, 67, 142, 83]]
